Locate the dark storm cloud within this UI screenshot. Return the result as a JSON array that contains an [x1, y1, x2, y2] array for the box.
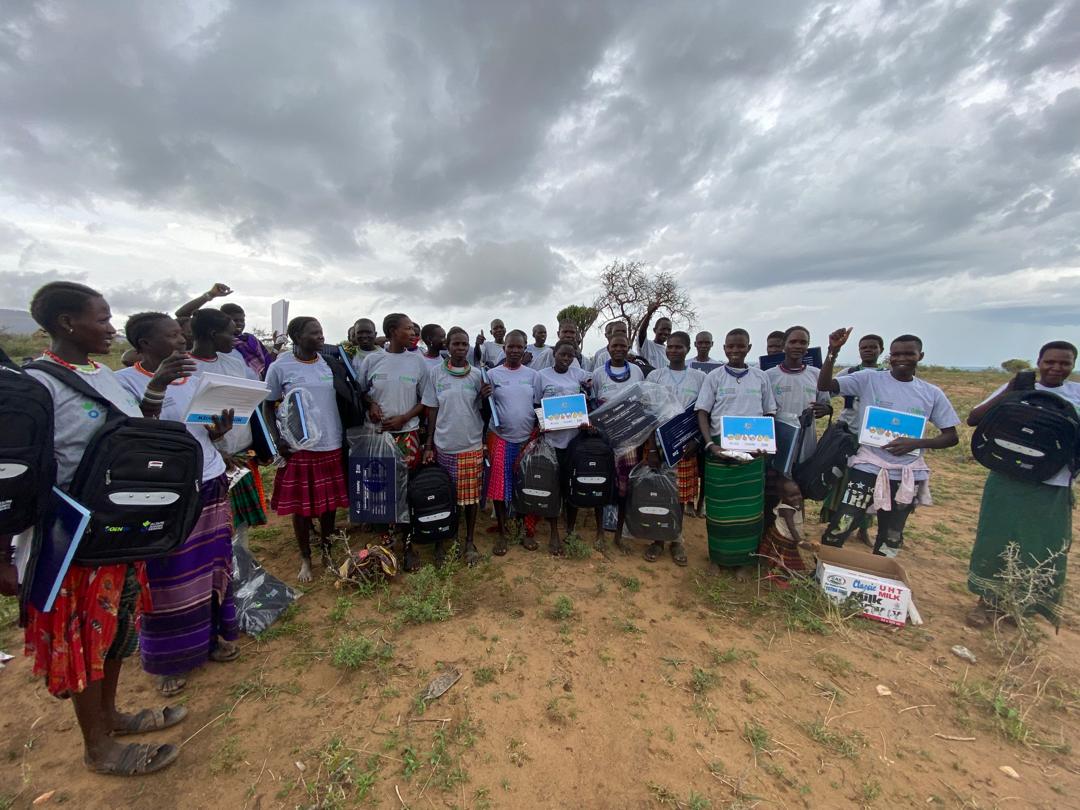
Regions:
[[0, 0, 1078, 321]]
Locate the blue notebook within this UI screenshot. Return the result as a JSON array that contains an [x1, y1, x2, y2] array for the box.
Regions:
[[656, 406, 702, 467], [28, 488, 92, 613]]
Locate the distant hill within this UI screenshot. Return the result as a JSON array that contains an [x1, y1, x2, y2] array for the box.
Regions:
[[0, 309, 39, 335]]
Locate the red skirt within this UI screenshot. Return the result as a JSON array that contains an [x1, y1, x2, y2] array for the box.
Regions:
[[271, 448, 349, 517], [25, 562, 152, 698], [674, 456, 699, 504]]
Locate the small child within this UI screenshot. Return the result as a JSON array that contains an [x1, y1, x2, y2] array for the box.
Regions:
[[759, 477, 815, 583]]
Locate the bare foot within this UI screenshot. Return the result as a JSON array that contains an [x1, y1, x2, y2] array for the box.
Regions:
[[733, 564, 753, 582], [614, 536, 632, 556], [298, 559, 314, 583], [158, 675, 186, 697]]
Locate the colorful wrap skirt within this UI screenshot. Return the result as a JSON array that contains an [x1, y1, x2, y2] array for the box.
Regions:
[[704, 454, 765, 567], [270, 448, 349, 517]]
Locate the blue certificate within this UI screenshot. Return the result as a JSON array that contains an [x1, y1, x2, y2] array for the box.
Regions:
[[859, 406, 926, 448], [541, 394, 589, 431], [656, 405, 702, 467], [720, 415, 776, 453]]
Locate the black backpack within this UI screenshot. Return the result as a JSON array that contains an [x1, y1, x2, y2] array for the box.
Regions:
[[793, 418, 858, 501], [625, 466, 681, 542], [408, 464, 458, 543], [318, 346, 365, 432], [26, 362, 204, 565], [512, 440, 562, 518], [566, 432, 616, 508], [0, 348, 55, 534], [971, 390, 1080, 482]]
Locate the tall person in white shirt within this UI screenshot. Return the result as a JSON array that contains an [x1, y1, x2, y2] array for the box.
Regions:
[[636, 313, 671, 371]]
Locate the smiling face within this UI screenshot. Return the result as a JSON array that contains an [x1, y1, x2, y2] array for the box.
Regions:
[[654, 318, 671, 343], [297, 319, 325, 354], [62, 295, 117, 356], [888, 339, 923, 380], [553, 344, 576, 373], [724, 333, 751, 367], [607, 334, 629, 363], [504, 333, 526, 367], [532, 324, 547, 346], [1038, 348, 1075, 387], [447, 330, 470, 364], [230, 310, 246, 334], [140, 316, 187, 361]]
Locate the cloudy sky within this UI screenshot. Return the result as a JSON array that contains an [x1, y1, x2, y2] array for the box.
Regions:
[[1, 0, 1078, 365]]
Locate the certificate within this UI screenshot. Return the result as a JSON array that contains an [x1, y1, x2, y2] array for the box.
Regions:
[[540, 394, 589, 431], [720, 415, 776, 453], [859, 406, 926, 448]]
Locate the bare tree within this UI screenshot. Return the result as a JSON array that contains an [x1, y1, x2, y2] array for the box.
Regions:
[[592, 259, 696, 342]]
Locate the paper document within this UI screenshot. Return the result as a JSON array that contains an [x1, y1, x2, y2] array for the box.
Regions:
[[271, 299, 290, 339], [540, 394, 589, 431], [859, 406, 926, 452], [185, 372, 269, 426], [720, 415, 776, 453]]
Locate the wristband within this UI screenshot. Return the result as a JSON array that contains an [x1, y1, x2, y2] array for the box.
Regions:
[[704, 440, 716, 451]]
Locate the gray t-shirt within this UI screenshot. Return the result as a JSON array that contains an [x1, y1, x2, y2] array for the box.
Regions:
[[27, 360, 142, 488], [534, 365, 592, 449], [976, 381, 1080, 487], [591, 361, 645, 405], [836, 364, 881, 430], [694, 366, 777, 437], [837, 370, 961, 480], [765, 364, 830, 461], [421, 363, 485, 453], [489, 364, 539, 443], [349, 345, 384, 377], [647, 367, 707, 409], [357, 350, 428, 433], [637, 337, 668, 370], [116, 367, 227, 482], [266, 353, 343, 451], [480, 341, 505, 368], [525, 344, 553, 370]]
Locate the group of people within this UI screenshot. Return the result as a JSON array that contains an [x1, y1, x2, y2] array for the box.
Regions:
[[0, 278, 1076, 778]]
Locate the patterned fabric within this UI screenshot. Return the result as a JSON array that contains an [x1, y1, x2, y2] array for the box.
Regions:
[[759, 525, 810, 574], [967, 471, 1072, 626], [819, 469, 873, 531], [615, 447, 641, 497], [704, 454, 765, 567], [436, 448, 485, 505], [25, 562, 151, 698], [271, 448, 349, 517], [230, 465, 267, 528], [484, 432, 524, 503], [141, 476, 239, 676], [674, 455, 699, 504], [392, 430, 421, 470], [234, 333, 274, 378]]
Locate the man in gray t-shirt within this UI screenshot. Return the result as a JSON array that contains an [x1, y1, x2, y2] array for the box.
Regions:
[[358, 350, 428, 433]]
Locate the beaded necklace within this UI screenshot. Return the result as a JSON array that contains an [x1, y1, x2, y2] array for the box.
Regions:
[[44, 350, 99, 373], [724, 365, 750, 383], [603, 359, 631, 382], [443, 357, 471, 378], [777, 362, 807, 375]]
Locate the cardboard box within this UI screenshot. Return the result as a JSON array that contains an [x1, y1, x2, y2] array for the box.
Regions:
[[815, 546, 916, 627]]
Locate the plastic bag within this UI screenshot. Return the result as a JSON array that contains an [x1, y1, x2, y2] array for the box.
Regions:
[[512, 436, 562, 518], [625, 464, 682, 542], [348, 429, 410, 524], [277, 387, 322, 451], [216, 419, 253, 457], [232, 544, 300, 636], [590, 382, 683, 454]]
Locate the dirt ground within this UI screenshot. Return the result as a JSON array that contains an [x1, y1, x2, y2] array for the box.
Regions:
[[2, 369, 1078, 809]]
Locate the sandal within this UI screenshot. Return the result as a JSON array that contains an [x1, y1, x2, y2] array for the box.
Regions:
[[521, 535, 539, 551], [644, 542, 664, 563], [85, 742, 179, 776], [210, 640, 240, 663], [112, 706, 189, 737], [493, 536, 508, 556], [670, 543, 688, 567], [549, 538, 564, 557], [158, 676, 186, 697]]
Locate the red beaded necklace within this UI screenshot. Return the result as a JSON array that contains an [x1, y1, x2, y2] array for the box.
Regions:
[[44, 350, 98, 371], [134, 361, 188, 385]]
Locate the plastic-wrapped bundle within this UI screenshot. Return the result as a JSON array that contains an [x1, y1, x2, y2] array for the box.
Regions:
[[512, 436, 562, 517], [232, 544, 300, 636], [277, 388, 322, 451], [348, 430, 410, 524], [625, 464, 682, 542], [590, 382, 682, 454]]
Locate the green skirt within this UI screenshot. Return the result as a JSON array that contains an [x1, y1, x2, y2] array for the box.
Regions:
[[231, 469, 268, 529], [967, 471, 1073, 625], [704, 454, 765, 567]]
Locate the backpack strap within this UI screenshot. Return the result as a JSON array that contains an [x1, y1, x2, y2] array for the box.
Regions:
[[24, 360, 126, 418]]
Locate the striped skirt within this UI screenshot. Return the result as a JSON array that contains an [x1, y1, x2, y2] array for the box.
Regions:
[[231, 465, 267, 529], [704, 455, 765, 567], [674, 455, 699, 504], [270, 448, 349, 517], [616, 448, 642, 497], [484, 433, 524, 503], [140, 476, 238, 676], [436, 448, 484, 505]]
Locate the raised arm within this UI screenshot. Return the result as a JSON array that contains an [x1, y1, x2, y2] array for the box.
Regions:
[[818, 327, 853, 395], [174, 282, 233, 320]]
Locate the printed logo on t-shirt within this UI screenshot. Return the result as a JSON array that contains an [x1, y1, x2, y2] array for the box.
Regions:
[[81, 400, 103, 419], [398, 375, 419, 384]]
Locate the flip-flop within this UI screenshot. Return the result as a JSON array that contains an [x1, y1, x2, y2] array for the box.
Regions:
[[112, 706, 188, 737], [210, 641, 240, 663], [85, 742, 179, 776], [158, 676, 186, 697], [520, 536, 539, 551], [643, 542, 664, 562], [670, 543, 688, 567]]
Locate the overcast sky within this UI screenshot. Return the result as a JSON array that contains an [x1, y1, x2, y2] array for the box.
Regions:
[[1, 1, 1078, 365]]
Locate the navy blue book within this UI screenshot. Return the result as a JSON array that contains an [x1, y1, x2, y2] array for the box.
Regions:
[[27, 488, 92, 613], [656, 405, 703, 467], [759, 346, 823, 371]]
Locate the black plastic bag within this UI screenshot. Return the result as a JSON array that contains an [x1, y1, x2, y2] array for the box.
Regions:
[[232, 544, 300, 636]]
